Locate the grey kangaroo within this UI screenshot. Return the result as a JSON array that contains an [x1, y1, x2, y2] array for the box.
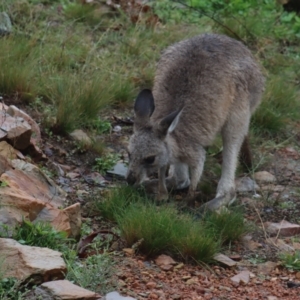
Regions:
[[126, 33, 265, 210]]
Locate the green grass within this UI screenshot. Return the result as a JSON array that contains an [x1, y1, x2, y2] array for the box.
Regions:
[[66, 253, 114, 294], [94, 186, 248, 263], [280, 250, 300, 271], [203, 208, 250, 244], [12, 219, 70, 251]]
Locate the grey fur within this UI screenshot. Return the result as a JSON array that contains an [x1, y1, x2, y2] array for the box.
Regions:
[[127, 33, 265, 209]]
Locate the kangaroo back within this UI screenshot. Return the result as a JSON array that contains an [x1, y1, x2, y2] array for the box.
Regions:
[[152, 33, 264, 146]]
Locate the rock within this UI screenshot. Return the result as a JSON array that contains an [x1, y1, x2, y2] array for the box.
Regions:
[[70, 129, 92, 147], [257, 261, 278, 275], [0, 155, 74, 236], [0, 206, 23, 236], [266, 238, 294, 251], [9, 159, 66, 207], [107, 162, 128, 178], [63, 203, 82, 238], [7, 105, 41, 143], [0, 111, 32, 150], [213, 253, 237, 267], [264, 220, 300, 237], [235, 177, 260, 193], [253, 171, 276, 183], [34, 204, 71, 236], [267, 297, 278, 300], [103, 291, 136, 300], [113, 125, 122, 132], [242, 234, 261, 250], [146, 281, 157, 289], [35, 280, 100, 299], [0, 141, 22, 160], [230, 270, 250, 285], [155, 254, 176, 266], [84, 171, 107, 186], [0, 12, 12, 36], [0, 238, 66, 283]]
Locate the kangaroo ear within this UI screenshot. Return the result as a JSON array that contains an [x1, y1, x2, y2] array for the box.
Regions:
[[158, 108, 183, 137], [134, 89, 155, 120]]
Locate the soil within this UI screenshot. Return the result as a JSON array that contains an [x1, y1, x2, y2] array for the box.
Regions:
[[5, 96, 300, 299]]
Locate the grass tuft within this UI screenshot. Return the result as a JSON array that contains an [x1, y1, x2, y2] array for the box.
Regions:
[[280, 250, 300, 271], [203, 208, 249, 244], [95, 186, 248, 262], [12, 219, 69, 251], [251, 76, 300, 136]]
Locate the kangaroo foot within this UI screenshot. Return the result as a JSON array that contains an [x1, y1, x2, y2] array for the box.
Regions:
[[200, 190, 236, 212]]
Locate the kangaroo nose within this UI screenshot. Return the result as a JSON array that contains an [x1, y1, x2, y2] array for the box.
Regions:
[[126, 171, 136, 185]]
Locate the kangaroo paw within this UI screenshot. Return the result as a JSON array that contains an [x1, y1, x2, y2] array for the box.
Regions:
[[200, 191, 236, 212]]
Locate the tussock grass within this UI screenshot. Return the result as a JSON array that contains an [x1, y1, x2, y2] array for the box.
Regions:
[[203, 208, 249, 244], [252, 76, 300, 136], [93, 186, 143, 221], [44, 73, 112, 132], [95, 186, 247, 263]]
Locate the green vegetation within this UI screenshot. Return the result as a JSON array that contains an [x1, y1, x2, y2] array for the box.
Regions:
[[0, 276, 29, 300], [94, 186, 248, 262], [280, 250, 300, 271], [66, 254, 114, 294], [12, 219, 69, 250], [94, 153, 120, 174], [0, 219, 114, 296]]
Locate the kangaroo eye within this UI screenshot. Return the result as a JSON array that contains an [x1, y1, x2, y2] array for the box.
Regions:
[[144, 156, 155, 164]]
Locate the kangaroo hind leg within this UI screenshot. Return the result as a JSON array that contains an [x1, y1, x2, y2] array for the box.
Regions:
[[202, 109, 251, 211]]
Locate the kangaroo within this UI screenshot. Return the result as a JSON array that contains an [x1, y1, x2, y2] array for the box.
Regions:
[[126, 33, 265, 210]]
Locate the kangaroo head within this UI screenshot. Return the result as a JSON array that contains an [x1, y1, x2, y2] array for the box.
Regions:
[[126, 89, 182, 185]]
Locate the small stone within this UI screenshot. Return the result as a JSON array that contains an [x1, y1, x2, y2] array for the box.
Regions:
[[104, 291, 136, 300], [264, 220, 300, 237], [213, 253, 237, 267], [63, 203, 82, 238], [267, 296, 278, 300], [257, 261, 278, 275], [229, 254, 242, 261], [254, 171, 276, 183], [0, 112, 32, 150], [155, 254, 176, 266], [186, 278, 197, 285], [35, 280, 100, 299], [7, 105, 41, 143], [230, 270, 250, 285], [146, 281, 157, 289], [113, 125, 122, 132], [174, 263, 184, 269], [107, 162, 128, 178], [270, 277, 277, 282], [280, 277, 289, 281], [66, 172, 80, 180], [219, 286, 232, 292], [123, 248, 134, 256], [160, 264, 174, 271], [267, 238, 294, 251], [69, 129, 92, 147], [235, 177, 260, 193], [149, 292, 158, 299]]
